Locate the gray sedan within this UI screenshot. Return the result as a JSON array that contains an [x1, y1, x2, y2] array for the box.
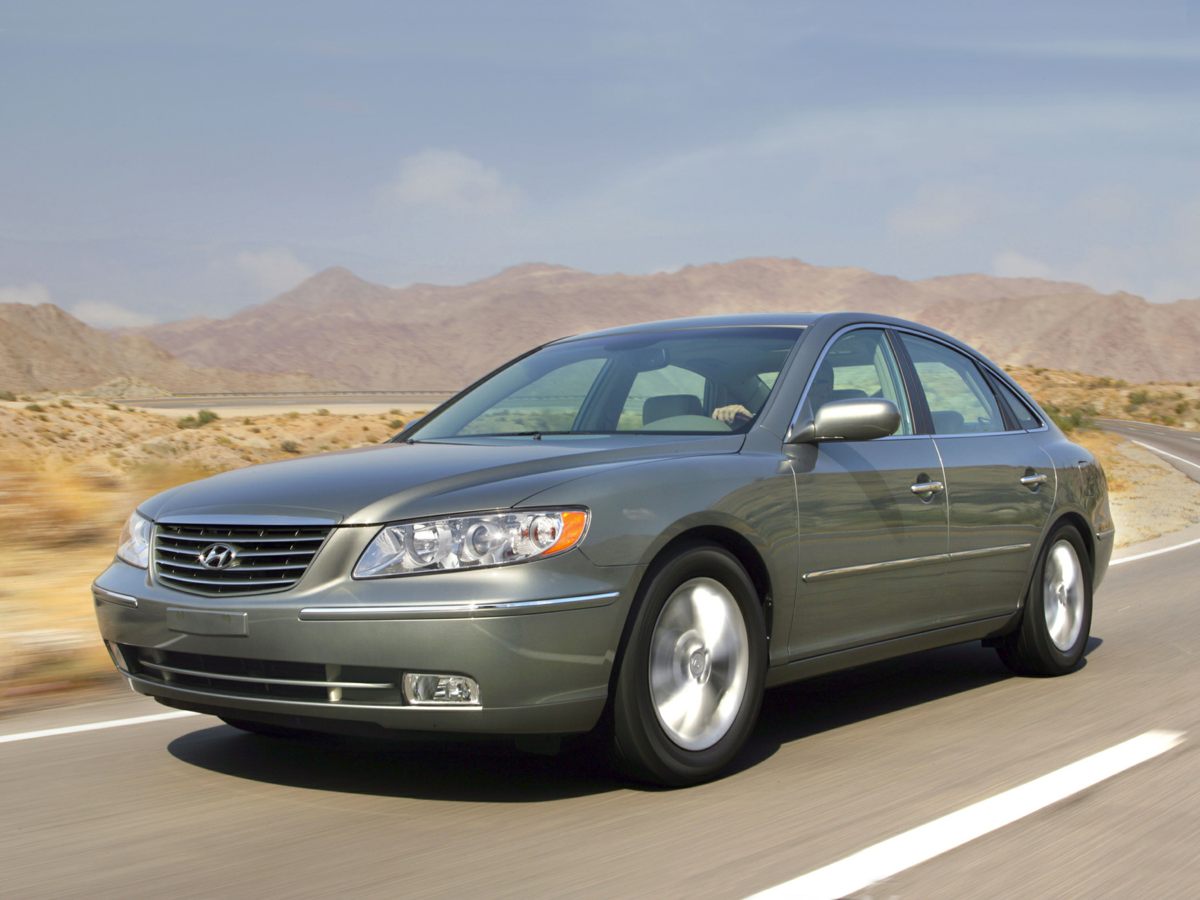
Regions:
[[93, 313, 1113, 785]]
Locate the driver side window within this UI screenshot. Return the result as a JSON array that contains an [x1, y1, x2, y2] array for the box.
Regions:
[[803, 329, 913, 436]]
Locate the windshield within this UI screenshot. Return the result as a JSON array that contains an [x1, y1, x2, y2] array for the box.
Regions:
[[407, 326, 804, 440]]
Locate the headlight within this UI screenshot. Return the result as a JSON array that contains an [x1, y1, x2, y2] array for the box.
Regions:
[[116, 511, 152, 569], [354, 508, 589, 578]]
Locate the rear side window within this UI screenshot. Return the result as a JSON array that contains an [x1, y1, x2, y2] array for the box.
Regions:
[[899, 334, 1004, 435], [992, 377, 1043, 430]]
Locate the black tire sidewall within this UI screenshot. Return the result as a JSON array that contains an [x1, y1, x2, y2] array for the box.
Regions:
[[613, 543, 766, 786], [1025, 524, 1093, 671]]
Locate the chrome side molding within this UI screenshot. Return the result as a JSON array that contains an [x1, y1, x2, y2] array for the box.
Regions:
[[298, 591, 620, 621], [803, 544, 1033, 583]]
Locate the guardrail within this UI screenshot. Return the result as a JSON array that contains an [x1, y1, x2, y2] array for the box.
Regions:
[[141, 391, 458, 398], [124, 390, 459, 401]]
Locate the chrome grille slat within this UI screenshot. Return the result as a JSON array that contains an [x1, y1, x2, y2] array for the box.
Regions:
[[139, 661, 394, 689], [158, 560, 308, 573], [157, 573, 299, 588], [153, 522, 332, 596], [126, 646, 406, 706], [156, 533, 327, 545], [156, 546, 315, 560]]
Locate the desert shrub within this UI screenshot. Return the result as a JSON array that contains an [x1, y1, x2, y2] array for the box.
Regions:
[[59, 399, 73, 408], [1126, 390, 1150, 407], [1043, 403, 1094, 433], [389, 418, 405, 429], [0, 390, 15, 401], [285, 411, 300, 420], [316, 408, 330, 416], [280, 440, 301, 454], [25, 403, 44, 412], [107, 402, 119, 410], [177, 409, 219, 429]]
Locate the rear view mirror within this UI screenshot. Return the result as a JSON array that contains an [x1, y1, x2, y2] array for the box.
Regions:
[[631, 346, 669, 372], [787, 398, 901, 444]]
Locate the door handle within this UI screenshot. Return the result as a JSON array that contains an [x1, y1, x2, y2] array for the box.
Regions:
[[910, 480, 945, 496], [1020, 473, 1048, 487]]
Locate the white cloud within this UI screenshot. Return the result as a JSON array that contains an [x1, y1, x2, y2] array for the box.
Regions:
[[992, 251, 1054, 279], [0, 283, 53, 305], [70, 300, 157, 328], [233, 247, 314, 298], [381, 149, 523, 215]]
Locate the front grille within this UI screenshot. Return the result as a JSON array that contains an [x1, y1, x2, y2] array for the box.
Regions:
[[153, 522, 332, 596], [125, 646, 403, 705]]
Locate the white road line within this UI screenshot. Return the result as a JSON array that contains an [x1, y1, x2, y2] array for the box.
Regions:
[[1130, 439, 1200, 472], [0, 710, 199, 745], [748, 729, 1185, 900], [1110, 536, 1200, 567]]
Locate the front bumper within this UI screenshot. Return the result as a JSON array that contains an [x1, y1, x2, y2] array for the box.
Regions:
[[93, 546, 639, 736]]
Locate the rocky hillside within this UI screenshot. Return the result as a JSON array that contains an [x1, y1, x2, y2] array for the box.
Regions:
[[137, 259, 1200, 389], [0, 303, 332, 394]]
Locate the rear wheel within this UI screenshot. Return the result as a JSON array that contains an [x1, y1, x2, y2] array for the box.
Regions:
[[996, 523, 1092, 676], [612, 543, 766, 786]]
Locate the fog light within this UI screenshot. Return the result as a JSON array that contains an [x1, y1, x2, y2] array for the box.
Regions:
[[402, 673, 481, 706]]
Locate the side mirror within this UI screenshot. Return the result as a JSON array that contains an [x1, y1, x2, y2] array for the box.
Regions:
[[787, 398, 901, 444]]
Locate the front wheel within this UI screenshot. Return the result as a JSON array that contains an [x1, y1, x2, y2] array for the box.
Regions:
[[996, 523, 1093, 676], [611, 543, 767, 786]]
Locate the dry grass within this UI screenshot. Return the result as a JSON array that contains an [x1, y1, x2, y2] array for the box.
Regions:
[[1009, 366, 1200, 432], [0, 400, 415, 709]]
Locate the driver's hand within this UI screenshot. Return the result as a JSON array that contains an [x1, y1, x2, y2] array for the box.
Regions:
[[711, 404, 752, 424]]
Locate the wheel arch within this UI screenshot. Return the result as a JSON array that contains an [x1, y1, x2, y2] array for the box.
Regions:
[[650, 525, 774, 632], [1048, 510, 1096, 569], [603, 523, 775, 716]]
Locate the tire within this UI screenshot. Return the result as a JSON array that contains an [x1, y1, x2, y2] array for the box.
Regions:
[[611, 543, 767, 787], [996, 523, 1093, 676], [219, 717, 310, 739]]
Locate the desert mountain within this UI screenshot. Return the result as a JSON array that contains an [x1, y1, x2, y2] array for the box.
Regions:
[[134, 259, 1200, 389], [0, 302, 330, 394]]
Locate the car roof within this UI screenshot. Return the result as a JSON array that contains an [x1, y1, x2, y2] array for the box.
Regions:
[[554, 311, 943, 342]]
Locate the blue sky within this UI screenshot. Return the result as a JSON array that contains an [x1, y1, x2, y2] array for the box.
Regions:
[[2, 0, 1200, 326]]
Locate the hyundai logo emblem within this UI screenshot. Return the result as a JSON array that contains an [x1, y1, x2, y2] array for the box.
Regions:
[[197, 543, 239, 570]]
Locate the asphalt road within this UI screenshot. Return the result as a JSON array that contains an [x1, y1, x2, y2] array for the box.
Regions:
[[3, 426, 1199, 898], [1099, 417, 1200, 485]]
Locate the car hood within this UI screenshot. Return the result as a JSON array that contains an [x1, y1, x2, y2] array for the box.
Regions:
[[139, 434, 745, 525]]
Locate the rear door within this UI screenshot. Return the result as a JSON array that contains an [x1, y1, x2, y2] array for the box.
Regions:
[[896, 332, 1054, 622], [786, 327, 950, 657]]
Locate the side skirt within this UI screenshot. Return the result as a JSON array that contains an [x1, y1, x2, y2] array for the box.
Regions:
[[765, 615, 1017, 688]]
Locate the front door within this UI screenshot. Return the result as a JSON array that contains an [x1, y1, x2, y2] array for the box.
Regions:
[[786, 328, 950, 658]]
